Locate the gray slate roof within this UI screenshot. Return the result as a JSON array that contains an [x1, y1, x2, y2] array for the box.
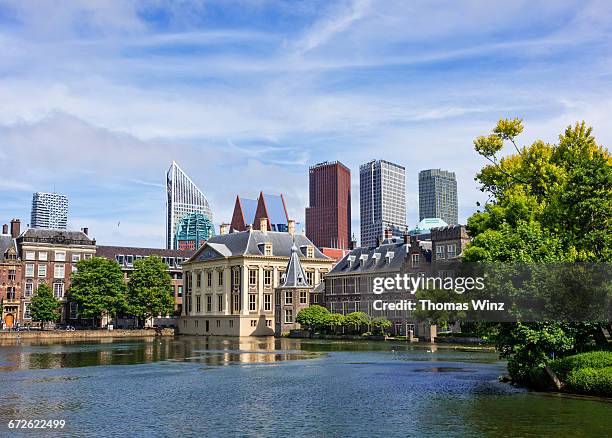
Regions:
[[0, 235, 15, 261], [18, 228, 95, 245], [280, 244, 310, 288], [190, 230, 328, 262]]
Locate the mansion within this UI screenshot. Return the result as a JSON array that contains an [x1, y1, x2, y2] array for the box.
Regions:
[[179, 219, 335, 336]]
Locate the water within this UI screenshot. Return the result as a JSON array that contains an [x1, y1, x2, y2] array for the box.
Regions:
[[0, 337, 610, 437]]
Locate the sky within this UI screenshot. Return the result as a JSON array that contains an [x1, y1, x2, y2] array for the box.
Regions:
[[1, 0, 611, 247]]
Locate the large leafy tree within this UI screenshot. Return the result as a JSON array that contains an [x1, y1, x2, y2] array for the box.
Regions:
[[465, 118, 612, 383], [69, 257, 127, 325], [127, 256, 175, 327], [296, 305, 330, 332], [30, 283, 61, 327]]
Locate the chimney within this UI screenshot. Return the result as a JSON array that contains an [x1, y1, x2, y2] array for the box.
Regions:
[[288, 219, 295, 236], [260, 218, 268, 233], [403, 232, 409, 245], [2, 224, 7, 235], [384, 228, 393, 239], [219, 223, 230, 235], [10, 219, 20, 239], [246, 224, 253, 232], [349, 234, 357, 250]]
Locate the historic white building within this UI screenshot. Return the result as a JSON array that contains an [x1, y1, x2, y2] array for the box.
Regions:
[[179, 219, 335, 336]]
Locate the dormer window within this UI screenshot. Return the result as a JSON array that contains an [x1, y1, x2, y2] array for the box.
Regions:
[[385, 251, 395, 264], [264, 243, 273, 256], [347, 255, 356, 267], [306, 246, 314, 258], [372, 252, 381, 263], [359, 254, 368, 266]]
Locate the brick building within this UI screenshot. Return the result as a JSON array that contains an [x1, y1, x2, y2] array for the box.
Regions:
[[1, 220, 23, 328], [305, 161, 352, 250]]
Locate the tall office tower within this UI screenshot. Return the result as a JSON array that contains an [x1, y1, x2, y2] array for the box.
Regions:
[[359, 160, 406, 247], [418, 169, 458, 225], [166, 161, 213, 250], [30, 192, 68, 229], [305, 161, 351, 249]]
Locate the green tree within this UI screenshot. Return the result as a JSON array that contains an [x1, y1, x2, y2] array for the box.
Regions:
[[296, 305, 330, 332], [127, 256, 175, 327], [30, 283, 61, 328], [466, 118, 612, 383], [324, 313, 345, 334], [344, 312, 371, 334], [371, 317, 392, 335], [69, 257, 127, 326]]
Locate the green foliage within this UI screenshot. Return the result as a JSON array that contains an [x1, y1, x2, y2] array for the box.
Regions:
[[30, 283, 61, 324], [69, 257, 127, 320], [324, 313, 345, 332], [344, 312, 371, 333], [413, 288, 468, 325], [371, 317, 392, 335], [564, 367, 612, 397], [296, 305, 330, 332], [550, 351, 612, 381], [127, 256, 175, 323]]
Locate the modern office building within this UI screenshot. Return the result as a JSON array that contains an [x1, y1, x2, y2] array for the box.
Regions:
[[305, 161, 351, 249], [359, 160, 407, 247], [230, 192, 290, 232], [166, 161, 213, 250], [174, 212, 215, 251], [418, 169, 458, 225], [30, 192, 68, 229]]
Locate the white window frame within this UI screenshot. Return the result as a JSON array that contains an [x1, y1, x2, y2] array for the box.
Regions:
[[53, 283, 64, 298], [284, 309, 293, 324], [38, 264, 47, 277], [25, 251, 35, 261], [249, 294, 257, 311], [25, 264, 34, 278], [55, 251, 66, 262], [38, 252, 47, 261], [54, 264, 65, 279]]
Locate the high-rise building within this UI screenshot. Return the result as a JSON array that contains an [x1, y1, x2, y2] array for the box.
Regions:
[[31, 192, 68, 229], [359, 160, 406, 247], [166, 161, 213, 250], [418, 169, 458, 225], [305, 161, 351, 249]]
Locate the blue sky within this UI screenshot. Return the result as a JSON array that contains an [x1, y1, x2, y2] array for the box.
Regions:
[[1, 0, 611, 247]]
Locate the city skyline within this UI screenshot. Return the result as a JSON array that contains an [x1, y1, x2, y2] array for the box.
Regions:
[[2, 1, 611, 246]]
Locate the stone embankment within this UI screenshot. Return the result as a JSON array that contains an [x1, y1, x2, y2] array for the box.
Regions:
[[0, 328, 175, 340]]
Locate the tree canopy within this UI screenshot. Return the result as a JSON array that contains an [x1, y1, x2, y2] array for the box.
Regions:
[[30, 283, 61, 325], [296, 305, 330, 331], [127, 256, 175, 325]]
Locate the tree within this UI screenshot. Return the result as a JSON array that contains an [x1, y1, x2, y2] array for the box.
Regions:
[[324, 313, 345, 334], [30, 284, 61, 328], [127, 256, 175, 327], [371, 317, 392, 335], [466, 118, 612, 383], [344, 312, 371, 334], [69, 257, 127, 326], [296, 305, 330, 332]]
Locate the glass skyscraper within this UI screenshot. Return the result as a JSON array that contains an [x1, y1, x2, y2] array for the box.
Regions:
[[418, 169, 458, 225], [166, 161, 213, 250], [359, 159, 406, 247], [31, 192, 68, 229]]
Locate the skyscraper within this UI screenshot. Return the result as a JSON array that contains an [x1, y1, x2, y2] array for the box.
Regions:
[[305, 161, 351, 249], [31, 192, 68, 229], [418, 169, 458, 225], [166, 161, 213, 250], [359, 160, 406, 247]]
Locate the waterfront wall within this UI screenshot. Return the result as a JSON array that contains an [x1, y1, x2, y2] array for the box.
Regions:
[[0, 328, 175, 340]]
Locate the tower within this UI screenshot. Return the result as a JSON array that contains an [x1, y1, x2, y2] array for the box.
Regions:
[[418, 169, 458, 225]]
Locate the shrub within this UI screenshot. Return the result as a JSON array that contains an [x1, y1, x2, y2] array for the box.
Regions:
[[550, 351, 612, 380], [565, 367, 612, 397]]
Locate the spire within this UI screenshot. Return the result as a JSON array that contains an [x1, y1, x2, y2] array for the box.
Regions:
[[281, 243, 310, 288]]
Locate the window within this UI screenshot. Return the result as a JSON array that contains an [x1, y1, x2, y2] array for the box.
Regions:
[[264, 243, 273, 256], [177, 285, 183, 297], [168, 257, 175, 267], [25, 251, 35, 261], [313, 294, 319, 304], [306, 271, 314, 286], [25, 264, 34, 277], [229, 320, 234, 328], [55, 251, 66, 262], [299, 290, 307, 304], [411, 254, 420, 267], [54, 264, 65, 279], [72, 253, 81, 262], [84, 254, 93, 260], [188, 296, 192, 313], [218, 295, 223, 312], [266, 319, 272, 327], [196, 272, 202, 288], [38, 252, 47, 261], [69, 302, 78, 319], [436, 245, 445, 260], [196, 296, 202, 313], [447, 244, 457, 258], [249, 270, 257, 287], [284, 290, 293, 305], [233, 294, 240, 312], [116, 255, 124, 265], [53, 283, 64, 298], [125, 255, 133, 266], [24, 303, 31, 319], [250, 320, 257, 327], [8, 269, 16, 281], [264, 294, 272, 311], [38, 265, 47, 277], [249, 294, 257, 311], [24, 282, 33, 297], [264, 270, 272, 288], [207, 271, 212, 287], [307, 246, 314, 258], [284, 309, 293, 323], [218, 271, 223, 286], [6, 287, 15, 300], [216, 320, 221, 328], [207, 295, 212, 312], [232, 269, 240, 287]]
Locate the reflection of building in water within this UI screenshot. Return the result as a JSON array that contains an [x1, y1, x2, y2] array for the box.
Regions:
[[179, 220, 335, 336]]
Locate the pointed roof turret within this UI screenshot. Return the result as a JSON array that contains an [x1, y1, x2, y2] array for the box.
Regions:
[[281, 243, 310, 288]]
